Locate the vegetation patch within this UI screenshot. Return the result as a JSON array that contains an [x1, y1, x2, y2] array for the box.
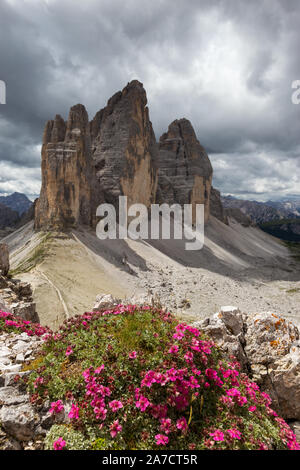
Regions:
[[286, 288, 300, 295], [9, 232, 52, 276], [0, 304, 295, 451]]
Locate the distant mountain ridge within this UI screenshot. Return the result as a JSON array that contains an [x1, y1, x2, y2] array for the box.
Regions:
[[0, 192, 32, 216], [222, 195, 299, 224], [0, 202, 19, 229], [266, 198, 300, 218], [0, 193, 34, 238]]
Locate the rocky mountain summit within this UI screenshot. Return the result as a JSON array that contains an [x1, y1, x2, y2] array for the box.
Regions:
[[156, 118, 213, 223], [35, 105, 99, 230], [91, 80, 158, 210], [33, 80, 226, 231], [0, 193, 32, 217]]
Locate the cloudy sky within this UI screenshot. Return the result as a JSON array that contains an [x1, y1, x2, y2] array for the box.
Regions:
[[0, 0, 300, 201]]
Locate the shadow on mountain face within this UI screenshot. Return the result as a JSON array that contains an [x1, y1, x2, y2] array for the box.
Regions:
[[75, 216, 300, 283]]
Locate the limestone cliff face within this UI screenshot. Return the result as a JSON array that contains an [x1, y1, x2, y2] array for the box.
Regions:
[[156, 118, 213, 223], [210, 187, 228, 224], [91, 80, 158, 209], [35, 105, 99, 230], [34, 82, 226, 232]]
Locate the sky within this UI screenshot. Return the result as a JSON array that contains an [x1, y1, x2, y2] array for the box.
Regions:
[[0, 0, 300, 202]]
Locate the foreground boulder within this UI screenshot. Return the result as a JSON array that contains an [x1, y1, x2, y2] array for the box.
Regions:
[[0, 331, 48, 450], [193, 307, 300, 420], [0, 275, 37, 322]]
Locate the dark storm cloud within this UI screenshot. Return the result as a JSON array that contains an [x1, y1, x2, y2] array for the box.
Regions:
[[0, 0, 299, 199]]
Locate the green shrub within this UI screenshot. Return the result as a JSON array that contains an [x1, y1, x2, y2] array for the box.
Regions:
[[44, 424, 89, 450], [23, 304, 299, 450]]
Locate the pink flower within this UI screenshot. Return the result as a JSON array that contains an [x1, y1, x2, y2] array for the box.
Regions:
[[176, 417, 188, 432], [128, 351, 137, 359], [168, 345, 179, 354], [237, 396, 248, 406], [49, 400, 64, 414], [68, 403, 80, 420], [173, 332, 185, 340], [95, 365, 105, 374], [155, 434, 169, 446], [109, 400, 123, 412], [94, 407, 107, 421], [209, 430, 225, 442], [227, 429, 242, 440], [160, 418, 172, 434], [226, 388, 241, 398], [33, 376, 44, 389], [136, 396, 150, 412], [249, 405, 257, 412], [53, 437, 66, 450], [110, 419, 122, 438], [184, 351, 194, 363], [65, 346, 73, 356]]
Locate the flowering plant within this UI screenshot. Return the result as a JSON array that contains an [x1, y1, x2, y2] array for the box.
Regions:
[[2, 305, 299, 450]]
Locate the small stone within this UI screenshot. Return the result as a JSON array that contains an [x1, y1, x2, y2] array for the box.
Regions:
[[16, 353, 25, 363], [93, 294, 121, 312], [0, 347, 12, 358], [0, 403, 39, 442], [0, 386, 28, 405], [0, 364, 22, 374], [4, 370, 31, 387], [0, 436, 22, 450]]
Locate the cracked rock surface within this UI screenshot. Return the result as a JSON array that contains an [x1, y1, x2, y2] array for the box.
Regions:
[[193, 306, 300, 421]]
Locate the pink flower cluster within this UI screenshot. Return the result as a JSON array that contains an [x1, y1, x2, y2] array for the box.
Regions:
[[53, 437, 66, 450], [26, 304, 300, 451], [0, 310, 50, 337], [81, 366, 123, 438]]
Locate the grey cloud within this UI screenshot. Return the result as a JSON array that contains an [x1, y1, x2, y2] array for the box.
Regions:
[[0, 0, 299, 201]]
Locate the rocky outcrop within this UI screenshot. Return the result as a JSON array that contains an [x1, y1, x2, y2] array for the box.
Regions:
[[210, 187, 228, 224], [0, 274, 37, 322], [92, 292, 161, 312], [225, 207, 252, 227], [35, 106, 99, 231], [91, 80, 158, 210], [0, 244, 9, 276], [0, 331, 55, 450], [156, 118, 213, 223], [193, 307, 300, 420]]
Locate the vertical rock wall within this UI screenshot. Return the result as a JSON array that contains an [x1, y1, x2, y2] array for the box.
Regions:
[[156, 118, 213, 223]]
